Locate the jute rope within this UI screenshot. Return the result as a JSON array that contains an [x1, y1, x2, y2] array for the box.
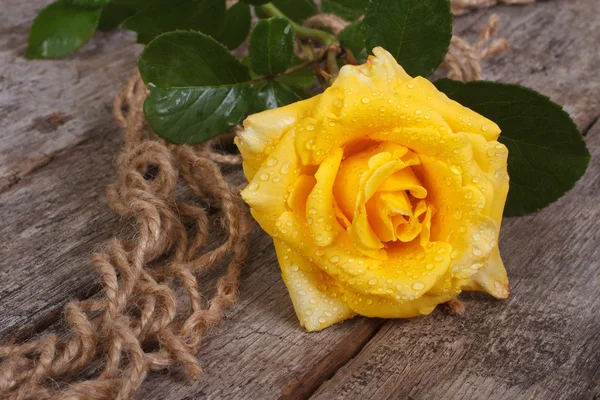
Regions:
[[0, 74, 252, 399], [0, 1, 535, 398]]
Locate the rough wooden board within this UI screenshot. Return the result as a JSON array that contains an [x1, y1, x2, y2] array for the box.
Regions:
[[0, 0, 598, 399], [0, 0, 140, 192], [311, 122, 600, 400], [455, 0, 600, 132], [0, 127, 125, 339]]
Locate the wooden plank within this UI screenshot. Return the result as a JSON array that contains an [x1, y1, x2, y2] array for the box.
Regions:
[[0, 0, 140, 192], [0, 128, 125, 339], [311, 121, 600, 400], [0, 1, 598, 400]]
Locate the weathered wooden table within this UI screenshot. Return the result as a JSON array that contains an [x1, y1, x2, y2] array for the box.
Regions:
[[2, 1, 599, 399]]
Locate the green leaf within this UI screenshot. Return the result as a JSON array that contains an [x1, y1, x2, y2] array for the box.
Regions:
[[111, 0, 169, 11], [251, 81, 304, 112], [97, 3, 135, 30], [275, 66, 315, 88], [270, 0, 318, 23], [322, 0, 368, 21], [240, 0, 270, 4], [144, 85, 250, 144], [122, 0, 226, 44], [26, 0, 101, 59], [250, 17, 295, 76], [242, 55, 316, 88], [218, 2, 251, 50], [339, 20, 367, 63], [363, 0, 452, 77], [70, 0, 109, 7], [139, 31, 250, 87], [140, 31, 252, 144], [434, 79, 590, 216]]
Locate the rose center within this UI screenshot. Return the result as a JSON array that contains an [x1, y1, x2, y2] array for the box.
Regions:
[[332, 141, 434, 254]]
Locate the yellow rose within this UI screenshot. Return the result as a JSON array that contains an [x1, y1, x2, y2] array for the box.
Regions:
[[236, 48, 510, 331]]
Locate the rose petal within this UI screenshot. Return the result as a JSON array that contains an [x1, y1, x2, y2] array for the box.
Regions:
[[274, 239, 355, 331], [236, 96, 320, 180], [306, 148, 345, 247]]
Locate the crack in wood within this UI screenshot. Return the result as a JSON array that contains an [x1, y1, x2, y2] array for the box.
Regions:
[[279, 318, 385, 400]]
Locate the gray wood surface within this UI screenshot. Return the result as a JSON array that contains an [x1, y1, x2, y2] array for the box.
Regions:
[[1, 0, 599, 399]]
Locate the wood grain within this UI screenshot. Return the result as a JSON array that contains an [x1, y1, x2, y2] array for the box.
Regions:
[[0, 1, 140, 193], [0, 0, 598, 399]]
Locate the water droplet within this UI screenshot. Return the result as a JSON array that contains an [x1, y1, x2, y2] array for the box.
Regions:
[[445, 177, 453, 186], [248, 182, 259, 191], [368, 278, 378, 285], [304, 308, 313, 316], [290, 264, 299, 271], [494, 281, 501, 289], [306, 123, 315, 131], [412, 281, 425, 291], [454, 209, 463, 219], [481, 124, 489, 132], [361, 97, 370, 104], [260, 173, 269, 181], [407, 83, 415, 89], [333, 98, 343, 108], [414, 109, 422, 115], [473, 248, 482, 256], [426, 263, 434, 270], [273, 176, 281, 183], [472, 176, 480, 183], [280, 163, 290, 174], [453, 148, 461, 154], [329, 255, 340, 263], [318, 317, 326, 323], [472, 233, 481, 241], [266, 157, 278, 167], [309, 208, 317, 215], [309, 298, 317, 304], [366, 299, 373, 305], [487, 149, 496, 156], [434, 255, 443, 262]]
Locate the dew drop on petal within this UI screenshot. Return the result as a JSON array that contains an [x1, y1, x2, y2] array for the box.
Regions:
[[412, 281, 425, 291]]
